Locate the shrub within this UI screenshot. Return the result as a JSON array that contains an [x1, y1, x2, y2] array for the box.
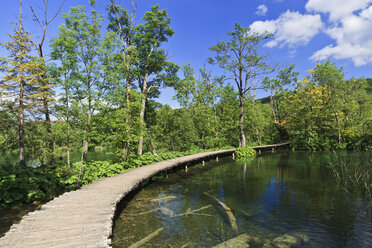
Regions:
[[0, 163, 62, 208], [62, 161, 125, 188], [235, 146, 257, 158]]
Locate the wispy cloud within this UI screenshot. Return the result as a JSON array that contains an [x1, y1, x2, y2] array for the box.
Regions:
[[256, 4, 268, 16], [250, 10, 323, 48]]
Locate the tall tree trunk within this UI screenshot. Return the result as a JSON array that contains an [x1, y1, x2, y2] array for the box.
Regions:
[[213, 108, 218, 139], [239, 95, 246, 147], [122, 59, 132, 160], [81, 86, 92, 164], [150, 138, 157, 156], [82, 138, 88, 163], [269, 91, 277, 122], [211, 100, 219, 139], [65, 88, 71, 168], [82, 110, 92, 164], [138, 71, 149, 155], [332, 105, 342, 145], [77, 128, 87, 189], [43, 94, 55, 165], [67, 125, 70, 168], [19, 79, 26, 166]]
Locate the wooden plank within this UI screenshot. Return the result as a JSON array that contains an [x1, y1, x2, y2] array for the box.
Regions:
[[250, 142, 290, 149]]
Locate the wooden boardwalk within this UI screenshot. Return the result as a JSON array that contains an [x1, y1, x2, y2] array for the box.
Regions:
[[0, 149, 234, 248], [0, 143, 289, 248], [251, 141, 290, 151]]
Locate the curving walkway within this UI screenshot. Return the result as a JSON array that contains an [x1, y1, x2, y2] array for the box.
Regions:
[[0, 149, 235, 248]]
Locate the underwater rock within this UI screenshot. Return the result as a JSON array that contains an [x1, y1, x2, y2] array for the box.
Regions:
[[158, 207, 175, 217], [213, 233, 262, 248], [265, 233, 309, 248]]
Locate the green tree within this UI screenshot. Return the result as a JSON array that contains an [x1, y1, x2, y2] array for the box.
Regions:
[[307, 60, 371, 149], [263, 64, 298, 139], [217, 84, 240, 146], [280, 61, 371, 150], [153, 105, 197, 152], [53, 2, 110, 168], [50, 22, 79, 168], [134, 5, 176, 155], [210, 23, 272, 147], [174, 64, 222, 148], [0, 0, 44, 165], [29, 0, 66, 165], [106, 0, 137, 158]]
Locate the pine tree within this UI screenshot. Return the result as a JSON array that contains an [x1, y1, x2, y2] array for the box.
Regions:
[[0, 0, 43, 165]]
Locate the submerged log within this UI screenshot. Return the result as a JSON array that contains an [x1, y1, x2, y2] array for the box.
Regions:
[[150, 195, 177, 203], [177, 205, 212, 217], [128, 227, 163, 248], [122, 208, 160, 217], [204, 192, 238, 232], [124, 205, 211, 218], [136, 195, 177, 203]]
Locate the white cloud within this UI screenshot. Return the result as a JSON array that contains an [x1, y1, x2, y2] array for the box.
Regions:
[[250, 11, 323, 48], [312, 43, 372, 66], [306, 0, 372, 21], [308, 2, 372, 65], [256, 4, 268, 16], [250, 0, 372, 66]]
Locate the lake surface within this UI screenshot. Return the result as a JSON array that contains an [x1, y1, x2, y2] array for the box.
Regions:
[[112, 151, 371, 247]]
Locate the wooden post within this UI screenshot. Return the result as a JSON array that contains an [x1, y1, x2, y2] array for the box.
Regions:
[[202, 160, 205, 166], [259, 149, 261, 155], [272, 147, 274, 153], [185, 165, 188, 172], [216, 156, 219, 161], [232, 153, 235, 160]]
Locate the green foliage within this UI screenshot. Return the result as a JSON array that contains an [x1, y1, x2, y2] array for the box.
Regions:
[[209, 22, 273, 146], [235, 146, 257, 158], [279, 61, 371, 150], [125, 146, 235, 169], [0, 163, 62, 208], [62, 161, 125, 188], [245, 101, 279, 145]]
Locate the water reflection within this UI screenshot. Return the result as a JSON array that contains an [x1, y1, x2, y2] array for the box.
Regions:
[[113, 151, 371, 247]]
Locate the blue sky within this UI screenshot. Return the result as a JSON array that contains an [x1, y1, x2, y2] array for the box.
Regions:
[[1, 0, 372, 107]]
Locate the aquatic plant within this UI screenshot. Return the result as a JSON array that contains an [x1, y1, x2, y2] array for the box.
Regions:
[[327, 152, 371, 200], [235, 146, 257, 158]]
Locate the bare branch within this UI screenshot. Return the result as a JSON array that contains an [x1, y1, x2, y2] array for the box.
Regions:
[[30, 0, 66, 57], [131, 0, 137, 24], [30, 6, 43, 28], [147, 85, 161, 93], [46, 0, 65, 25]]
